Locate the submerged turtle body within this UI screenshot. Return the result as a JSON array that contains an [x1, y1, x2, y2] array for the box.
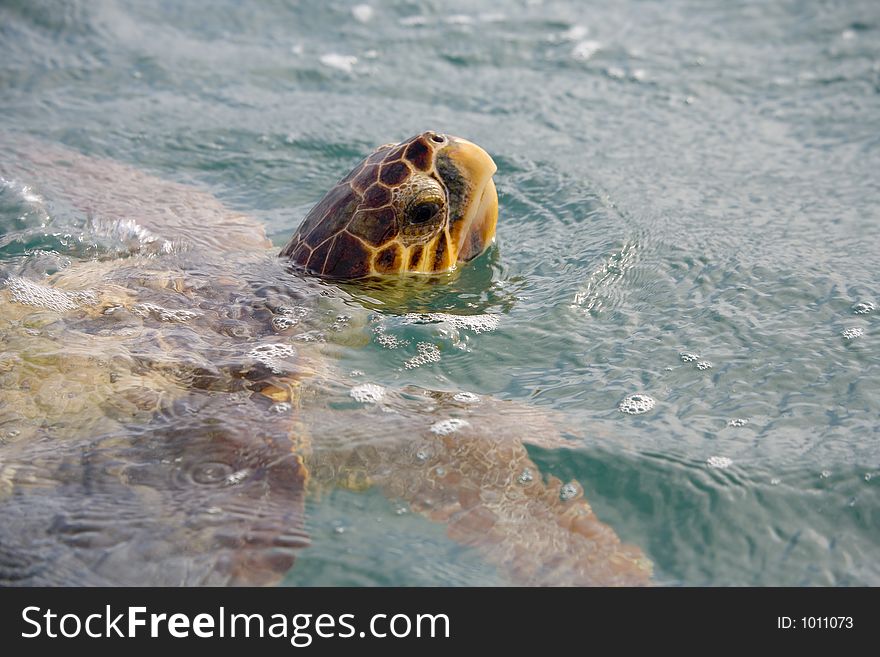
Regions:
[[0, 134, 651, 586]]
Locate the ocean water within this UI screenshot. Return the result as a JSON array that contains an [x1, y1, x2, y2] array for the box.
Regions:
[[1, 0, 878, 585]]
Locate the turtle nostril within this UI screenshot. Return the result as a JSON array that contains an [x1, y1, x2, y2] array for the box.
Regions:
[[429, 133, 444, 144]]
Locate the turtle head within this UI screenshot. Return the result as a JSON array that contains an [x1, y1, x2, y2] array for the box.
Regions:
[[280, 131, 498, 279]]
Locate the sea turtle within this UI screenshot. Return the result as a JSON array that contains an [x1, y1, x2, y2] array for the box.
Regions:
[[0, 131, 651, 586]]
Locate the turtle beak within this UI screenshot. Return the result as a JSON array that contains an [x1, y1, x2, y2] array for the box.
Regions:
[[442, 137, 499, 262]]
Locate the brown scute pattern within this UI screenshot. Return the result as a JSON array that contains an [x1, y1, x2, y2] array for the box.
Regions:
[[405, 138, 432, 171], [280, 131, 453, 277], [367, 145, 394, 164], [388, 144, 408, 161], [301, 185, 359, 248], [278, 234, 300, 258], [306, 235, 335, 273], [339, 155, 370, 183], [351, 164, 380, 194], [362, 183, 391, 207], [322, 231, 370, 278], [347, 207, 397, 246], [374, 244, 401, 273], [286, 241, 311, 264], [379, 161, 410, 186]]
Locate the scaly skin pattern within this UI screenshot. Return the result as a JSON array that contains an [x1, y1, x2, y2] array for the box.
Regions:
[[280, 131, 498, 278]]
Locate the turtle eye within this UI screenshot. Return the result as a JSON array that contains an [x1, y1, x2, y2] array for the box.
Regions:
[[409, 201, 441, 224], [429, 133, 445, 144]]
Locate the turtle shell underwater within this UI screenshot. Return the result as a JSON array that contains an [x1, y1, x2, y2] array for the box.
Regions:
[[0, 131, 651, 586]]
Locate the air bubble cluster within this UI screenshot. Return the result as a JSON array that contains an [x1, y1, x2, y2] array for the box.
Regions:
[[272, 305, 309, 331], [373, 324, 404, 349], [224, 470, 249, 486], [618, 393, 655, 415], [560, 482, 580, 501], [403, 312, 500, 333], [5, 276, 97, 312], [728, 418, 748, 427], [680, 352, 700, 363], [707, 456, 732, 469], [248, 343, 297, 374], [517, 468, 534, 484], [841, 327, 863, 340], [404, 342, 441, 369], [453, 391, 481, 404], [132, 303, 199, 323], [853, 302, 874, 315], [349, 383, 386, 404], [696, 361, 713, 370], [430, 418, 469, 435]]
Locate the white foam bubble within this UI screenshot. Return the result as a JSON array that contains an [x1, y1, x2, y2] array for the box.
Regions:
[[453, 391, 481, 404], [399, 15, 429, 27], [430, 418, 469, 435], [852, 302, 874, 315], [320, 53, 358, 73], [88, 217, 176, 255], [272, 305, 309, 331], [558, 25, 589, 41], [5, 276, 97, 312], [842, 327, 863, 339], [728, 418, 748, 427], [402, 312, 500, 333], [618, 393, 655, 415], [224, 469, 248, 486], [404, 342, 441, 369], [572, 40, 601, 61], [517, 468, 534, 484], [696, 361, 713, 370], [680, 352, 700, 363], [560, 481, 580, 501], [248, 343, 297, 374], [132, 303, 199, 323], [350, 383, 386, 404], [373, 325, 404, 349], [2, 178, 47, 211], [351, 4, 373, 22], [707, 456, 732, 469], [446, 14, 474, 25]]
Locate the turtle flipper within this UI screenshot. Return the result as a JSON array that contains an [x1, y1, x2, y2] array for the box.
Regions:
[[0, 390, 309, 586], [387, 432, 650, 586], [307, 398, 652, 586]]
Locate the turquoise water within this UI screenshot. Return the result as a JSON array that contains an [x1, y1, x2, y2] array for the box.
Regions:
[[1, 0, 879, 585]]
